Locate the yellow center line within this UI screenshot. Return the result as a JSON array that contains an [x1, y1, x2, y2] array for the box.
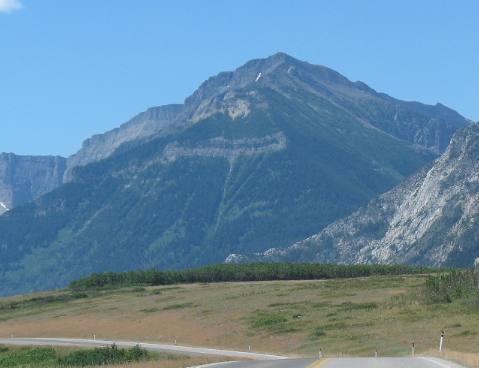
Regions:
[[305, 358, 329, 368]]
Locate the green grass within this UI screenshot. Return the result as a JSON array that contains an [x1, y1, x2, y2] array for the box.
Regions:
[[57, 345, 148, 366], [310, 327, 327, 338], [0, 347, 57, 367], [0, 345, 151, 367], [339, 302, 379, 311], [162, 302, 194, 310], [0, 292, 90, 312], [140, 307, 160, 313], [252, 312, 288, 330]]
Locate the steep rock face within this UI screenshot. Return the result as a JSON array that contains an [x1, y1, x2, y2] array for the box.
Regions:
[[1, 105, 184, 210], [0, 154, 66, 215], [65, 104, 183, 181], [232, 124, 479, 267], [0, 53, 471, 295]]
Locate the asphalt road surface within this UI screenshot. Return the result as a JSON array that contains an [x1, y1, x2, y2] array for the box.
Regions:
[[204, 357, 466, 368], [0, 338, 466, 367], [194, 359, 315, 368], [315, 357, 465, 368]]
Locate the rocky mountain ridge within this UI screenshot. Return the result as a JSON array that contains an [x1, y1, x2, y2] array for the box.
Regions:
[[228, 123, 479, 267], [64, 104, 184, 181]]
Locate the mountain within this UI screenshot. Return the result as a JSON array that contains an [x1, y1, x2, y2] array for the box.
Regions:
[[0, 53, 470, 295], [64, 104, 184, 181], [0, 153, 66, 215], [0, 53, 469, 213], [230, 123, 479, 267], [0, 106, 185, 211]]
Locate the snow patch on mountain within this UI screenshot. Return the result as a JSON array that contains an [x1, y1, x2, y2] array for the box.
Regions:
[[0, 201, 9, 214]]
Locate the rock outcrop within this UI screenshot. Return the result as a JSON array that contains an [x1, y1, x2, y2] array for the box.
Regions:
[[65, 104, 183, 181], [0, 153, 66, 215], [231, 123, 479, 267]]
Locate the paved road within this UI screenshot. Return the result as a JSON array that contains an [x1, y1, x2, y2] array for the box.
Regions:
[[0, 338, 466, 367], [0, 338, 285, 360], [316, 357, 465, 368], [195, 357, 466, 368], [193, 359, 315, 368], [204, 358, 463, 368]]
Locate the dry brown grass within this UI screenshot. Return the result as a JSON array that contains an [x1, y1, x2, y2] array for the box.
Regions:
[[0, 276, 478, 358], [423, 349, 479, 368]]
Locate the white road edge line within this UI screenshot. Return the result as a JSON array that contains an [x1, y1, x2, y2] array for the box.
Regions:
[[187, 361, 239, 368], [419, 357, 465, 368]]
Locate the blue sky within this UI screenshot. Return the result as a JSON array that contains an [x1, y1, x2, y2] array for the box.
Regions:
[[1, 0, 478, 156]]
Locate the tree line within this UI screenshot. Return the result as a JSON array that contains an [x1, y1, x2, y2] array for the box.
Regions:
[[70, 263, 439, 290]]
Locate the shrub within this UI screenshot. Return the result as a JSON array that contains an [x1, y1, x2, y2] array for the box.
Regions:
[[340, 302, 379, 311], [0, 347, 57, 367], [311, 327, 327, 337], [57, 345, 149, 367], [425, 269, 479, 304], [162, 302, 194, 310]]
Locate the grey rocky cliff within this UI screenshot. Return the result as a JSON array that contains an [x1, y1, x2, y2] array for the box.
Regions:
[[0, 153, 66, 214], [65, 104, 183, 181], [230, 123, 479, 267]]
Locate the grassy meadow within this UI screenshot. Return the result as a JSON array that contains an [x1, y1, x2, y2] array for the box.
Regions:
[[0, 274, 478, 362]]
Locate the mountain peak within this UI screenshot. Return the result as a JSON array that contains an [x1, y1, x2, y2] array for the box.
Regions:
[[184, 52, 350, 115], [241, 52, 304, 71], [268, 51, 297, 61], [237, 52, 350, 85]]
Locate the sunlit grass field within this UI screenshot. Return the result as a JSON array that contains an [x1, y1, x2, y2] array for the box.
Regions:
[[0, 275, 478, 359]]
